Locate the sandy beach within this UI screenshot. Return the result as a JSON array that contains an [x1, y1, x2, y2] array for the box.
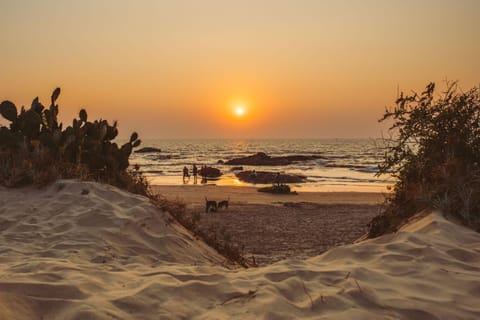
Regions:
[[152, 185, 385, 206], [0, 180, 479, 319], [153, 185, 384, 265]]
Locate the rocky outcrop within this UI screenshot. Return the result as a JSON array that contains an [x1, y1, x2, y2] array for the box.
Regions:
[[134, 147, 162, 153], [236, 171, 306, 184], [199, 166, 222, 178], [225, 152, 322, 166]]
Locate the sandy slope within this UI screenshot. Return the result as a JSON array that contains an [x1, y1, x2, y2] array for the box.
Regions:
[[0, 181, 479, 319]]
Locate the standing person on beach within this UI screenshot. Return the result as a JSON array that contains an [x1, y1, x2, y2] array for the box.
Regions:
[[183, 166, 189, 184], [251, 169, 257, 184], [201, 165, 207, 184], [192, 164, 198, 184], [275, 172, 281, 187]]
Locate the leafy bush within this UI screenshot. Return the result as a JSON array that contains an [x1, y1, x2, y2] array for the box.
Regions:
[[368, 82, 480, 237], [0, 88, 144, 193]]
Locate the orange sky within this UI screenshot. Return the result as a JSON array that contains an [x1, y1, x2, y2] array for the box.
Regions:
[[1, 0, 479, 138]]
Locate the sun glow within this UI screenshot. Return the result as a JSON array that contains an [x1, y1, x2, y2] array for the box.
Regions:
[[232, 101, 248, 117], [235, 106, 245, 116]]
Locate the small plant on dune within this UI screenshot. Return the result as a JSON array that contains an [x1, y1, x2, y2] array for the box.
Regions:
[[157, 200, 250, 267], [368, 82, 480, 237], [0, 88, 145, 193]]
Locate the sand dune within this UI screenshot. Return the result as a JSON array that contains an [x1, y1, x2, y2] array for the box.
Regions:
[[0, 181, 479, 319]]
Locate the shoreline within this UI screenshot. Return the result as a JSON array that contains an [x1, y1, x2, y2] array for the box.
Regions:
[[152, 184, 386, 206], [147, 174, 393, 194]]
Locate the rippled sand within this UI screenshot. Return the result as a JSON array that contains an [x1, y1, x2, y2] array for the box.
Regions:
[[0, 181, 479, 319]]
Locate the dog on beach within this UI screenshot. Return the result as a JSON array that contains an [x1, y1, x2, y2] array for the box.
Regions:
[[205, 197, 218, 213], [217, 197, 230, 210]]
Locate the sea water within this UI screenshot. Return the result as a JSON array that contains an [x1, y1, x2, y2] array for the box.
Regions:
[[130, 139, 393, 192]]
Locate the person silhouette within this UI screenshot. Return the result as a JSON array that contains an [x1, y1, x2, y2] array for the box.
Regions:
[[251, 169, 257, 184], [201, 165, 207, 184], [275, 172, 281, 186], [183, 166, 189, 184], [192, 164, 198, 184]]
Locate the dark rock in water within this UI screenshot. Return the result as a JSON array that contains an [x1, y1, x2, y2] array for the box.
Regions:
[[230, 166, 244, 171], [236, 170, 306, 184], [258, 184, 297, 195], [199, 166, 222, 178], [225, 152, 322, 166], [217, 160, 225, 164], [134, 147, 162, 153]]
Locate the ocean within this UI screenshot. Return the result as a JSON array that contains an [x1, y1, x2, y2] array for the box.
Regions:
[[130, 139, 393, 192]]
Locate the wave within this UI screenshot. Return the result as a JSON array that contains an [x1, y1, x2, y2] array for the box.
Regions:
[[324, 163, 365, 169], [355, 166, 381, 173], [130, 138, 391, 188]]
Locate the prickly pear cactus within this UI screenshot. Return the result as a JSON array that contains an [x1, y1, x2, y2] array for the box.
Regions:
[[0, 88, 142, 184], [0, 101, 18, 122]]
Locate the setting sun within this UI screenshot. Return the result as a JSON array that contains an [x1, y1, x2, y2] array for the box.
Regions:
[[231, 101, 248, 118], [235, 106, 245, 116]]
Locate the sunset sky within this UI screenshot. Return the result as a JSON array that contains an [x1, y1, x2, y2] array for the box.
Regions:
[[1, 0, 479, 139]]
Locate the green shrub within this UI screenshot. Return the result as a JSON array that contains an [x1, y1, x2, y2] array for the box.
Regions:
[[368, 82, 480, 237]]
